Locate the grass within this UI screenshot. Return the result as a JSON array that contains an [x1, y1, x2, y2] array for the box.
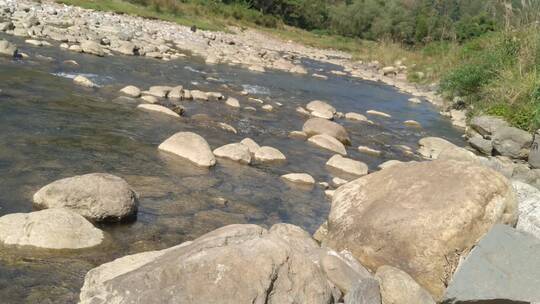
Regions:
[[54, 0, 540, 131]]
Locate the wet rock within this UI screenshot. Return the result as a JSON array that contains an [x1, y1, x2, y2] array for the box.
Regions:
[[470, 115, 509, 138], [492, 126, 532, 159], [33, 173, 138, 222], [254, 146, 286, 164], [408, 97, 422, 104], [0, 39, 18, 57], [213, 143, 251, 165], [168, 86, 184, 99], [443, 225, 540, 304], [225, 97, 240, 108], [80, 40, 105, 56], [326, 154, 368, 177], [0, 209, 104, 249], [73, 75, 97, 88], [308, 134, 347, 155], [289, 131, 308, 140], [358, 146, 381, 156], [191, 90, 209, 101], [141, 95, 158, 103], [511, 181, 540, 239], [303, 118, 350, 145], [376, 266, 435, 304], [281, 173, 315, 185], [217, 122, 237, 134], [137, 104, 180, 118], [158, 132, 216, 167], [306, 100, 336, 115], [417, 136, 458, 159], [404, 120, 421, 128], [320, 160, 517, 298], [119, 85, 141, 97], [345, 112, 367, 122], [366, 110, 391, 118], [468, 135, 493, 155], [262, 104, 274, 111], [79, 224, 334, 304], [146, 86, 172, 98], [240, 138, 260, 155]]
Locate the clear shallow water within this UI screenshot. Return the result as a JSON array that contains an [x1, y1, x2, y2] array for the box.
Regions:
[[0, 33, 464, 303]]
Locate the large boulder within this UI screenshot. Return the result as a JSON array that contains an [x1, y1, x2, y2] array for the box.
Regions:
[[492, 126, 532, 159], [80, 40, 105, 56], [443, 225, 540, 303], [0, 209, 104, 249], [320, 160, 517, 298], [33, 173, 138, 222], [158, 132, 216, 167], [470, 115, 509, 138], [376, 266, 435, 304], [303, 118, 350, 145], [511, 181, 540, 239], [79, 224, 335, 304], [0, 39, 18, 57], [417, 137, 458, 159]]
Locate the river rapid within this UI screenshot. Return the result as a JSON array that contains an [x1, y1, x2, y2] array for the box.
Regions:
[[0, 32, 464, 303]]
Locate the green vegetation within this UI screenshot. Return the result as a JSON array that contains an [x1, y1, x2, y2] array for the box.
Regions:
[[55, 0, 540, 130]]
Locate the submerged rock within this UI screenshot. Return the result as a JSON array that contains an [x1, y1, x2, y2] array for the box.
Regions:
[[33, 173, 138, 222], [320, 160, 517, 298], [0, 208, 104, 249], [158, 132, 216, 167], [137, 104, 180, 118], [303, 118, 350, 144], [79, 224, 335, 304], [443, 224, 540, 304]]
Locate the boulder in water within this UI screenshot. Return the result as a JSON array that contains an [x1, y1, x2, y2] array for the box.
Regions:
[[308, 134, 347, 155], [303, 118, 350, 144], [213, 143, 251, 165], [158, 132, 216, 167]]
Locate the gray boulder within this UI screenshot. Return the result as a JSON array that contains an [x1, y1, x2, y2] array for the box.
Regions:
[[344, 278, 381, 304], [511, 181, 540, 239], [0, 208, 104, 249], [470, 115, 509, 138], [0, 39, 18, 57], [468, 136, 493, 155], [376, 266, 435, 304], [303, 118, 351, 145], [33, 173, 138, 222], [443, 224, 540, 303], [492, 126, 532, 159], [529, 130, 540, 168], [79, 224, 335, 304], [80, 40, 105, 56]]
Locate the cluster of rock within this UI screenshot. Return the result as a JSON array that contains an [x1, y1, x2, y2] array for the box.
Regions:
[[0, 0, 334, 74], [0, 173, 138, 249]]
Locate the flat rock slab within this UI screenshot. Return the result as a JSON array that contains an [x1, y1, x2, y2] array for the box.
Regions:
[[443, 224, 540, 304]]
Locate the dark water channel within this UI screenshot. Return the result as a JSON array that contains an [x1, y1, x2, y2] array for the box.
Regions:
[[0, 33, 464, 303]]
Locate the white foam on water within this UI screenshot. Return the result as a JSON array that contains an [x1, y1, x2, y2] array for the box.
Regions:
[[51, 72, 114, 87], [242, 84, 270, 95]]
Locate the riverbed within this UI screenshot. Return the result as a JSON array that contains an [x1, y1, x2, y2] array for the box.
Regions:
[[0, 32, 464, 303]]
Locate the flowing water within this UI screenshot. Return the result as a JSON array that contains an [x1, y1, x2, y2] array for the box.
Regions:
[[0, 33, 464, 303]]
